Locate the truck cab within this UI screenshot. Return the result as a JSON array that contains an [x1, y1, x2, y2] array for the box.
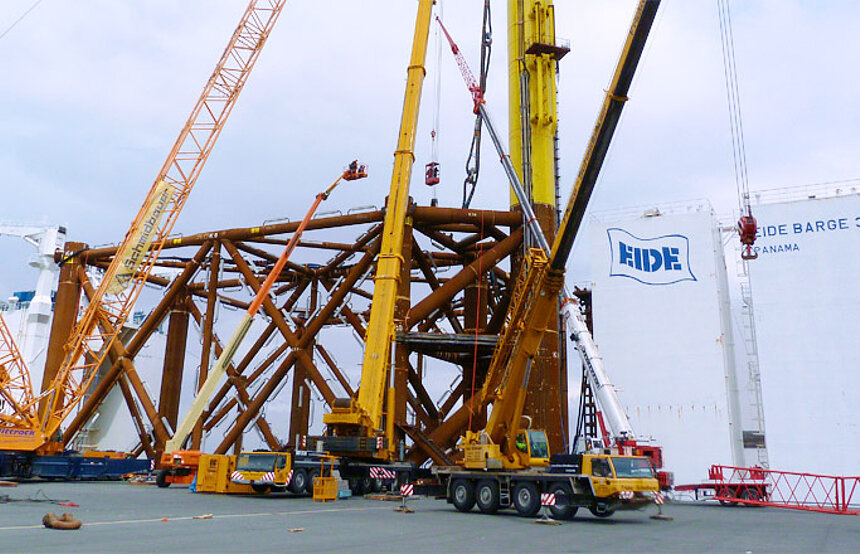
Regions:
[[580, 453, 659, 515], [232, 451, 294, 493]]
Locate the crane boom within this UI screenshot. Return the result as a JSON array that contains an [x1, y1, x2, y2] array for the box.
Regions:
[[0, 314, 40, 442], [0, 1, 287, 454], [437, 6, 653, 445], [322, 0, 435, 459], [165, 164, 365, 453], [438, 0, 660, 468]]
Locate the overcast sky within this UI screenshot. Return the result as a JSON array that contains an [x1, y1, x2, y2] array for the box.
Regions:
[[2, 0, 859, 300]]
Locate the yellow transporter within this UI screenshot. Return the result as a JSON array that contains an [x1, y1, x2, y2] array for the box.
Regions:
[[196, 454, 254, 494], [228, 451, 317, 495]]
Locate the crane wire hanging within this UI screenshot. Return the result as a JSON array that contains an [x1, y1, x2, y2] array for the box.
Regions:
[[425, 0, 444, 203], [461, 0, 493, 208], [717, 0, 758, 259], [0, 0, 44, 41], [717, 0, 749, 212]]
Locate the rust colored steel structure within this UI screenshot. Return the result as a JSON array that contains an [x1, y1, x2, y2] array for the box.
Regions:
[[50, 205, 539, 465]]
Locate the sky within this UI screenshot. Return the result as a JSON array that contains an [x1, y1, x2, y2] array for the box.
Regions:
[[2, 0, 860, 300]]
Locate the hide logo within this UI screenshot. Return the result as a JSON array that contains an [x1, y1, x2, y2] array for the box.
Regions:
[[607, 228, 697, 286]]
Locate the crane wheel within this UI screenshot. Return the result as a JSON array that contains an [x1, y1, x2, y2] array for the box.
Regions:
[[251, 484, 270, 494], [305, 469, 320, 494], [513, 482, 541, 517], [451, 479, 475, 512], [475, 479, 501, 514], [155, 469, 171, 488], [288, 469, 307, 495], [547, 483, 578, 520], [589, 501, 616, 518]]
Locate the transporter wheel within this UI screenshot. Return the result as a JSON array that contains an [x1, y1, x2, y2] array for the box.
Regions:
[[451, 479, 475, 512], [288, 469, 307, 494], [513, 482, 541, 517], [251, 483, 270, 494], [718, 486, 739, 506], [548, 483, 578, 520], [306, 469, 320, 494], [475, 479, 501, 514], [155, 469, 171, 488], [740, 488, 764, 505], [589, 501, 616, 518]]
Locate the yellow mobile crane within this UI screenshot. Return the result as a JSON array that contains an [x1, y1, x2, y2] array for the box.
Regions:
[[434, 0, 662, 519], [318, 0, 434, 483]]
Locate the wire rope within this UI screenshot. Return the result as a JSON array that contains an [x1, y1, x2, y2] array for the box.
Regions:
[[462, 0, 493, 208], [0, 0, 44, 41], [717, 0, 751, 216]]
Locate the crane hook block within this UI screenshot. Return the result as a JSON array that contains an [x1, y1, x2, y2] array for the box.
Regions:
[[738, 214, 758, 260], [425, 162, 440, 186]]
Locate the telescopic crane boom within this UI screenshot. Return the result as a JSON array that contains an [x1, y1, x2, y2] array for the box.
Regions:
[[165, 163, 366, 452], [438, 0, 660, 469], [436, 17, 634, 442], [321, 0, 435, 461]]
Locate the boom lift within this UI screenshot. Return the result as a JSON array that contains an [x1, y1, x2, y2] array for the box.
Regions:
[[0, 0, 287, 458], [157, 163, 366, 487], [434, 0, 662, 518]]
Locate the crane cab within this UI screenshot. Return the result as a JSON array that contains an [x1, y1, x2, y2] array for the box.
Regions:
[[231, 451, 294, 493], [512, 429, 550, 468], [462, 428, 550, 470]]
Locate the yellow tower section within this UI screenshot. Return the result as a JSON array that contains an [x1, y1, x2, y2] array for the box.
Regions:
[[508, 0, 569, 452]]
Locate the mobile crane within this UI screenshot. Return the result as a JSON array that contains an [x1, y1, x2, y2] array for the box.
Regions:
[[433, 0, 662, 519], [315, 0, 435, 486], [0, 1, 287, 470]]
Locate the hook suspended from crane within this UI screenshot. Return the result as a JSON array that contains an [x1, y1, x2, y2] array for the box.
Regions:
[[425, 2, 444, 190], [717, 0, 758, 260]]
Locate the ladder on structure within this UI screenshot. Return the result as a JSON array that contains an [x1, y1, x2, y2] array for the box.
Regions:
[[736, 257, 769, 468]]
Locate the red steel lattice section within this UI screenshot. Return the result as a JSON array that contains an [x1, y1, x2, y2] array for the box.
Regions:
[[709, 464, 860, 515]]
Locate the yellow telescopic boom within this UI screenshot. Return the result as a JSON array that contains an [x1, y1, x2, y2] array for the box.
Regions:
[[322, 0, 434, 455], [437, 0, 661, 464]]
